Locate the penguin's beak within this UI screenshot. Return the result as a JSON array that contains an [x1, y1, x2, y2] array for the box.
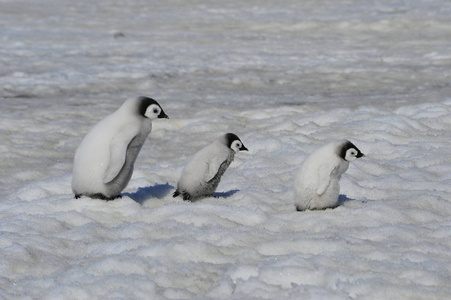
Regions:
[[159, 111, 169, 119], [240, 145, 249, 151], [357, 152, 364, 158]]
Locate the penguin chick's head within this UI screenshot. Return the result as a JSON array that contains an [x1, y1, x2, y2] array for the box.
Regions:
[[138, 96, 169, 120], [340, 140, 364, 162], [224, 133, 248, 153]]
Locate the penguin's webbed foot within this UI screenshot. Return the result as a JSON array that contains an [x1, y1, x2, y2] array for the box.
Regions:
[[295, 204, 306, 212], [182, 192, 191, 201], [173, 189, 192, 201], [104, 194, 122, 201], [90, 193, 121, 201], [75, 193, 122, 201]]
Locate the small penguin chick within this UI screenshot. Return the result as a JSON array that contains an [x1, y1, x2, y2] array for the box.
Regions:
[[72, 96, 168, 200], [294, 140, 364, 211], [173, 133, 248, 201]]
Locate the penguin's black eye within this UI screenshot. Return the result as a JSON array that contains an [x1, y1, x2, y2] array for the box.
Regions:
[[153, 109, 159, 114]]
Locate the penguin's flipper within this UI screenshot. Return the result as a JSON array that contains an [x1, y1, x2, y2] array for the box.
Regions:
[[316, 164, 334, 195], [204, 154, 228, 182], [103, 126, 139, 183]]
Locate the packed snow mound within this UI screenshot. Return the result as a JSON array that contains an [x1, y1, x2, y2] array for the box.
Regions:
[[1, 99, 450, 299]]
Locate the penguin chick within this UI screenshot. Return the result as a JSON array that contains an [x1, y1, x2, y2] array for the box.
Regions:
[[72, 96, 168, 200], [294, 140, 364, 211], [173, 133, 248, 201]]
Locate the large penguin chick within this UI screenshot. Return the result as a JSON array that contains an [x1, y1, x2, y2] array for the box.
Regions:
[[72, 96, 168, 200]]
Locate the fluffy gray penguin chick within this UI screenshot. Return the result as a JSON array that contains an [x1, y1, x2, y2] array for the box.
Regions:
[[174, 133, 248, 201], [72, 96, 168, 200], [294, 140, 364, 211]]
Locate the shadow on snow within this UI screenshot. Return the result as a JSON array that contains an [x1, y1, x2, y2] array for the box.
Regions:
[[213, 189, 240, 198], [123, 182, 174, 204], [338, 194, 353, 206]]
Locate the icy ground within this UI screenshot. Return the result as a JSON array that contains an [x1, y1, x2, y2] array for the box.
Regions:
[[1, 0, 451, 299]]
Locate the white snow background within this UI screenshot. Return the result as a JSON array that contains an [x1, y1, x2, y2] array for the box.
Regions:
[[1, 0, 451, 299]]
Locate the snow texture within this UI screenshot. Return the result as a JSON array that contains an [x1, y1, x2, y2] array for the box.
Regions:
[[1, 0, 451, 299]]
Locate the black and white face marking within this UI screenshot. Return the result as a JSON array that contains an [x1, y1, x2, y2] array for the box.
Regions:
[[225, 133, 248, 153], [138, 96, 169, 120], [340, 140, 364, 162]]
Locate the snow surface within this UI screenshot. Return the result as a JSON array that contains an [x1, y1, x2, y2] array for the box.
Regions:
[[1, 0, 451, 299]]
